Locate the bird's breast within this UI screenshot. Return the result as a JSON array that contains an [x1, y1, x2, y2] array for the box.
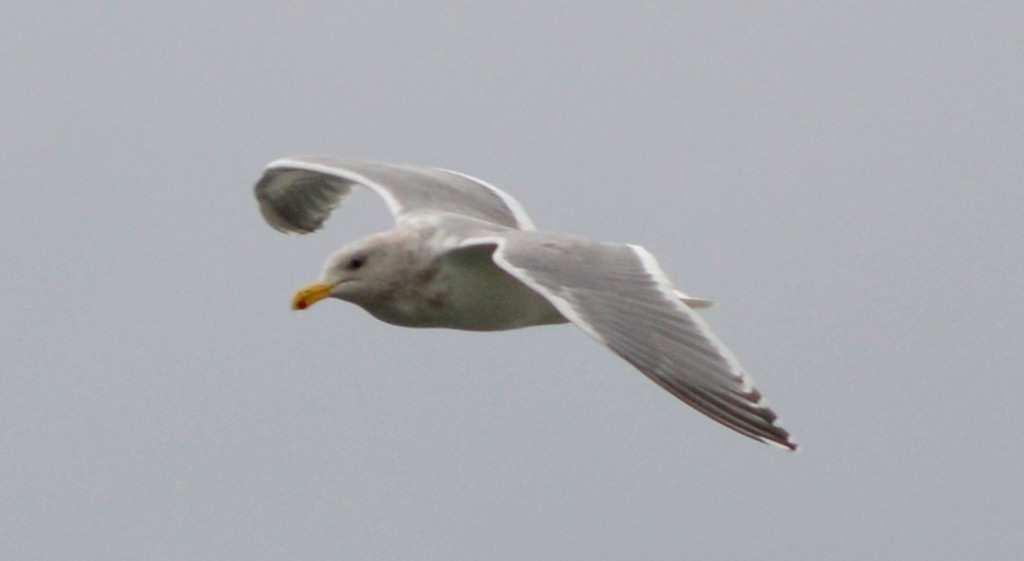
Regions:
[[361, 253, 566, 332]]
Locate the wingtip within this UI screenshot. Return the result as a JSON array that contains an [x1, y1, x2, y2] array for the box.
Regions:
[[760, 431, 799, 452], [781, 439, 801, 453]]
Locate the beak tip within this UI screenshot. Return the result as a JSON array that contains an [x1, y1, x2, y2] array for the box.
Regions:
[[292, 281, 331, 311]]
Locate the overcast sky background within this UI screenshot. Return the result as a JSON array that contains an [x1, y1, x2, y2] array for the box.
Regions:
[[2, 2, 1022, 560]]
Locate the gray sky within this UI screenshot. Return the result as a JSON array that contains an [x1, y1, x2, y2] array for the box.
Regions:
[[3, 2, 1022, 560]]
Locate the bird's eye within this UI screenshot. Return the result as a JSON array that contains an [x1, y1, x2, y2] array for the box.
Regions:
[[347, 256, 365, 270]]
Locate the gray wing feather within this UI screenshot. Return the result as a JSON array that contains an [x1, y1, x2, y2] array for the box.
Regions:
[[489, 234, 797, 450], [254, 156, 535, 234], [255, 168, 352, 233]]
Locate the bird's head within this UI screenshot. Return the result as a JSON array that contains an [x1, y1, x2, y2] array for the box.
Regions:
[[291, 234, 402, 310]]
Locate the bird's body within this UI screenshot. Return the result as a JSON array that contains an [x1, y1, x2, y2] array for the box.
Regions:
[[255, 156, 798, 450], [336, 216, 566, 330]]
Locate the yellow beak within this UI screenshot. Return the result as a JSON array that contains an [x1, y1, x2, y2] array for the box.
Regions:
[[292, 282, 332, 310]]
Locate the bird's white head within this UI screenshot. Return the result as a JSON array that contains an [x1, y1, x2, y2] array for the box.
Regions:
[[291, 233, 407, 310]]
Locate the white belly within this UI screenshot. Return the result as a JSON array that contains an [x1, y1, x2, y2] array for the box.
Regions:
[[362, 246, 567, 331]]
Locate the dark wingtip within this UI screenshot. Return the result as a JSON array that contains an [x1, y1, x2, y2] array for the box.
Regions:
[[760, 426, 799, 452]]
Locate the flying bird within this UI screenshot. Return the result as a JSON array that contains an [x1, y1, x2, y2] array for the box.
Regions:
[[254, 156, 797, 450]]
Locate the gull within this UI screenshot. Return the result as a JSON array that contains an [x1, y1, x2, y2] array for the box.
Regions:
[[254, 156, 797, 450]]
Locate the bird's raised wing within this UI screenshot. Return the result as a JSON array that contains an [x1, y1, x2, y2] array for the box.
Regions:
[[254, 156, 536, 234], [479, 233, 797, 450]]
